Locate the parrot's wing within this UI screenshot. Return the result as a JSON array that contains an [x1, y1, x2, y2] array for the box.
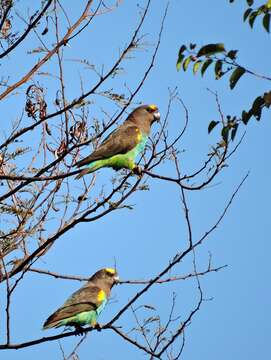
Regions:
[[44, 302, 97, 325], [64, 285, 105, 307], [43, 286, 105, 326], [75, 125, 142, 167]]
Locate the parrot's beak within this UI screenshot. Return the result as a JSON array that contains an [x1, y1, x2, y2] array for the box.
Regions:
[[153, 109, 160, 122], [114, 275, 120, 284]]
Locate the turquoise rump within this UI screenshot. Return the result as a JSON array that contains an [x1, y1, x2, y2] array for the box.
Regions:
[[86, 134, 148, 172]]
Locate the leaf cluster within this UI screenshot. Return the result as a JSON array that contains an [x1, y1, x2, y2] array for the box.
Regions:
[[176, 43, 246, 90], [208, 115, 239, 148], [208, 90, 271, 140], [176, 38, 270, 138], [242, 91, 271, 123], [230, 0, 271, 32]]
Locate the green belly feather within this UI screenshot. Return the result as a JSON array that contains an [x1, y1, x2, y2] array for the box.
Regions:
[[57, 310, 97, 328], [87, 135, 148, 172], [56, 299, 107, 328]]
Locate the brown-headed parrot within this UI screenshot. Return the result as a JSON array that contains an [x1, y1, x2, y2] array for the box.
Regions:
[[43, 268, 119, 332], [74, 104, 160, 178]]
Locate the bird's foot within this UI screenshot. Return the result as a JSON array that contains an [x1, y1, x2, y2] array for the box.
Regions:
[[132, 165, 143, 177], [94, 322, 102, 332], [74, 324, 86, 336]]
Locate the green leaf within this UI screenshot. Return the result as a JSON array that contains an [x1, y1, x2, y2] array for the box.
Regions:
[[214, 60, 223, 79], [189, 43, 196, 50], [247, 0, 254, 6], [227, 50, 238, 60], [263, 13, 270, 32], [221, 126, 229, 142], [254, 109, 262, 121], [229, 67, 246, 89], [252, 96, 265, 111], [201, 58, 213, 76], [208, 120, 219, 133], [176, 54, 185, 71], [179, 45, 187, 54], [183, 56, 192, 71], [248, 11, 258, 28], [242, 110, 253, 124], [243, 8, 253, 21], [231, 124, 239, 141], [251, 96, 265, 120], [193, 60, 202, 74], [176, 46, 186, 71], [197, 43, 225, 57], [267, 0, 271, 9], [258, 5, 267, 14], [263, 91, 271, 107]]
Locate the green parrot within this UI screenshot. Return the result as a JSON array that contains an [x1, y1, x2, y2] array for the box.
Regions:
[[43, 268, 119, 332], [74, 104, 160, 178]]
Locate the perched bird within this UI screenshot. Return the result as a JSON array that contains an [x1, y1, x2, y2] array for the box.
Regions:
[[43, 268, 119, 332], [74, 104, 160, 179]]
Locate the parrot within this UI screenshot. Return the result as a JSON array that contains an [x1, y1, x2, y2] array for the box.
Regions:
[[43, 268, 119, 332], [74, 104, 160, 179]]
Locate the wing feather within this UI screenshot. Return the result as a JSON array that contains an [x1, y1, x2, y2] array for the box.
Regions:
[[43, 285, 103, 326], [75, 125, 141, 167]]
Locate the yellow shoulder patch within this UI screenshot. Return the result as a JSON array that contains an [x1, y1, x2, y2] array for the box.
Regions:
[[97, 289, 106, 302], [137, 132, 142, 142], [105, 268, 115, 274]]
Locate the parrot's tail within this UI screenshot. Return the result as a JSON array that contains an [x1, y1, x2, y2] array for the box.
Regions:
[[43, 316, 62, 329], [75, 161, 104, 179], [43, 321, 59, 330], [75, 167, 93, 179]]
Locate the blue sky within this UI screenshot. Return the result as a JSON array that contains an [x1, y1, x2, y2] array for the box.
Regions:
[[0, 0, 270, 359]]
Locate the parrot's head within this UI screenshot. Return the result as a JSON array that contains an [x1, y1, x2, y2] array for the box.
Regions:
[[145, 104, 160, 123], [91, 268, 119, 287], [129, 104, 160, 127]]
